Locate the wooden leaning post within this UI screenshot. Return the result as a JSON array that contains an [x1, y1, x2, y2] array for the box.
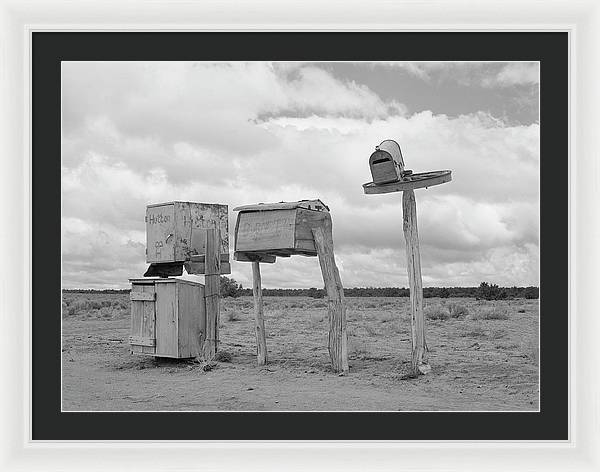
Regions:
[[363, 140, 452, 376], [233, 200, 349, 373], [202, 228, 221, 361]]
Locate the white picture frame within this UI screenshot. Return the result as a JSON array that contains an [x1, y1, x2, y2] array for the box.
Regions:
[[1, 0, 597, 470]]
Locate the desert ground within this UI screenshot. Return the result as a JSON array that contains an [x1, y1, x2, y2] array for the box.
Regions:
[[62, 293, 539, 411]]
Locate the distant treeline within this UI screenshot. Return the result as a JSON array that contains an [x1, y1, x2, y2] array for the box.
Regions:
[[236, 285, 539, 299], [63, 288, 130, 294], [63, 283, 539, 300]]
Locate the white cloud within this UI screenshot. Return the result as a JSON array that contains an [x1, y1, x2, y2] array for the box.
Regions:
[[61, 62, 539, 289], [373, 61, 539, 89], [484, 62, 539, 87]]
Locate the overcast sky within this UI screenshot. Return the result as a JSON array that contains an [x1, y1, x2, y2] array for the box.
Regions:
[[62, 61, 539, 290]]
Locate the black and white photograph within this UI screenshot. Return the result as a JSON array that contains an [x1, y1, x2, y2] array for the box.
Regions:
[[60, 60, 540, 412]]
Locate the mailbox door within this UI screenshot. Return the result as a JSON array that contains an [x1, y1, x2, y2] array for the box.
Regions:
[[370, 151, 401, 184], [129, 283, 156, 354], [146, 204, 176, 263], [155, 281, 179, 357]]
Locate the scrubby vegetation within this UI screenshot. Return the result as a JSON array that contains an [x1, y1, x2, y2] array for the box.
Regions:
[[234, 284, 539, 299], [64, 282, 539, 300]]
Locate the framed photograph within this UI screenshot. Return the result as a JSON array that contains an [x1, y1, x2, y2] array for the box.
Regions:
[[1, 0, 597, 471]]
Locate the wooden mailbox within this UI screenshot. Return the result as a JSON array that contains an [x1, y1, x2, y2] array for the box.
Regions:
[[233, 199, 329, 262], [233, 199, 348, 374], [129, 277, 205, 359], [369, 139, 405, 185], [145, 201, 230, 275]]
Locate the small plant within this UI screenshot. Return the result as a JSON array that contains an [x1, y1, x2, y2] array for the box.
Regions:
[[470, 306, 509, 320], [226, 311, 240, 322], [460, 326, 487, 337], [214, 350, 233, 363], [476, 282, 507, 301], [447, 302, 469, 318], [425, 305, 450, 321], [524, 286, 539, 299], [520, 338, 539, 364]]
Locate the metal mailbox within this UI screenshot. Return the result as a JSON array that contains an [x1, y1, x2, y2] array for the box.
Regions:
[[368, 139, 405, 185]]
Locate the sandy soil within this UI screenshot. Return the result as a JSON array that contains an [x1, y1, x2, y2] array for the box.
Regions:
[[62, 295, 539, 411]]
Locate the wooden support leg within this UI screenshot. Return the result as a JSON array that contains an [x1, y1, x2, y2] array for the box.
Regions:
[[251, 261, 268, 366], [203, 228, 221, 362], [311, 217, 349, 374], [402, 189, 430, 375]]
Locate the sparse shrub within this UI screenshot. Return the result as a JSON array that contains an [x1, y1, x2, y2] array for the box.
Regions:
[[476, 282, 507, 301], [379, 313, 396, 323], [521, 338, 539, 364], [470, 306, 509, 320], [425, 305, 450, 321], [524, 286, 539, 299], [447, 302, 469, 318], [220, 276, 242, 298], [348, 338, 369, 359], [226, 311, 240, 322], [313, 301, 327, 308], [214, 350, 232, 362], [461, 326, 487, 337]]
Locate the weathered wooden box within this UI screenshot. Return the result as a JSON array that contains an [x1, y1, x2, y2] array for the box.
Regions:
[[129, 278, 205, 358], [233, 200, 329, 261], [369, 139, 405, 185], [146, 201, 229, 264]]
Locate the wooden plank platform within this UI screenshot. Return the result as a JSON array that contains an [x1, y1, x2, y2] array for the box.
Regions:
[[363, 170, 452, 194]]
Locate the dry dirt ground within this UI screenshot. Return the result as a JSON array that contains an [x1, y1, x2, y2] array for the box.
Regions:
[[62, 294, 539, 411]]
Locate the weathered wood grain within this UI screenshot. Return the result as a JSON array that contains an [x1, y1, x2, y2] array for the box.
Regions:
[[155, 282, 178, 357], [402, 189, 430, 375], [234, 252, 276, 263], [128, 336, 155, 347], [310, 215, 349, 374], [251, 261, 268, 366], [190, 254, 230, 263], [146, 201, 229, 264], [202, 228, 221, 361], [235, 209, 297, 252], [177, 282, 205, 358], [146, 203, 176, 263], [363, 170, 452, 195], [184, 261, 231, 275], [129, 283, 156, 355], [233, 199, 328, 212], [130, 291, 155, 301]]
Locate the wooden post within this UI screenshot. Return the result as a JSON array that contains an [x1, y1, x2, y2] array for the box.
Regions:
[[311, 215, 349, 374], [402, 189, 430, 375], [202, 228, 220, 361], [251, 261, 268, 365]]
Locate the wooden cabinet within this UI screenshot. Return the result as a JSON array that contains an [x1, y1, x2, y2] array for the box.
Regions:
[[129, 278, 205, 359]]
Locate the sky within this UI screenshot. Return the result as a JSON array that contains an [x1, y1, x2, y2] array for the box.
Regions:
[[61, 61, 539, 290]]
